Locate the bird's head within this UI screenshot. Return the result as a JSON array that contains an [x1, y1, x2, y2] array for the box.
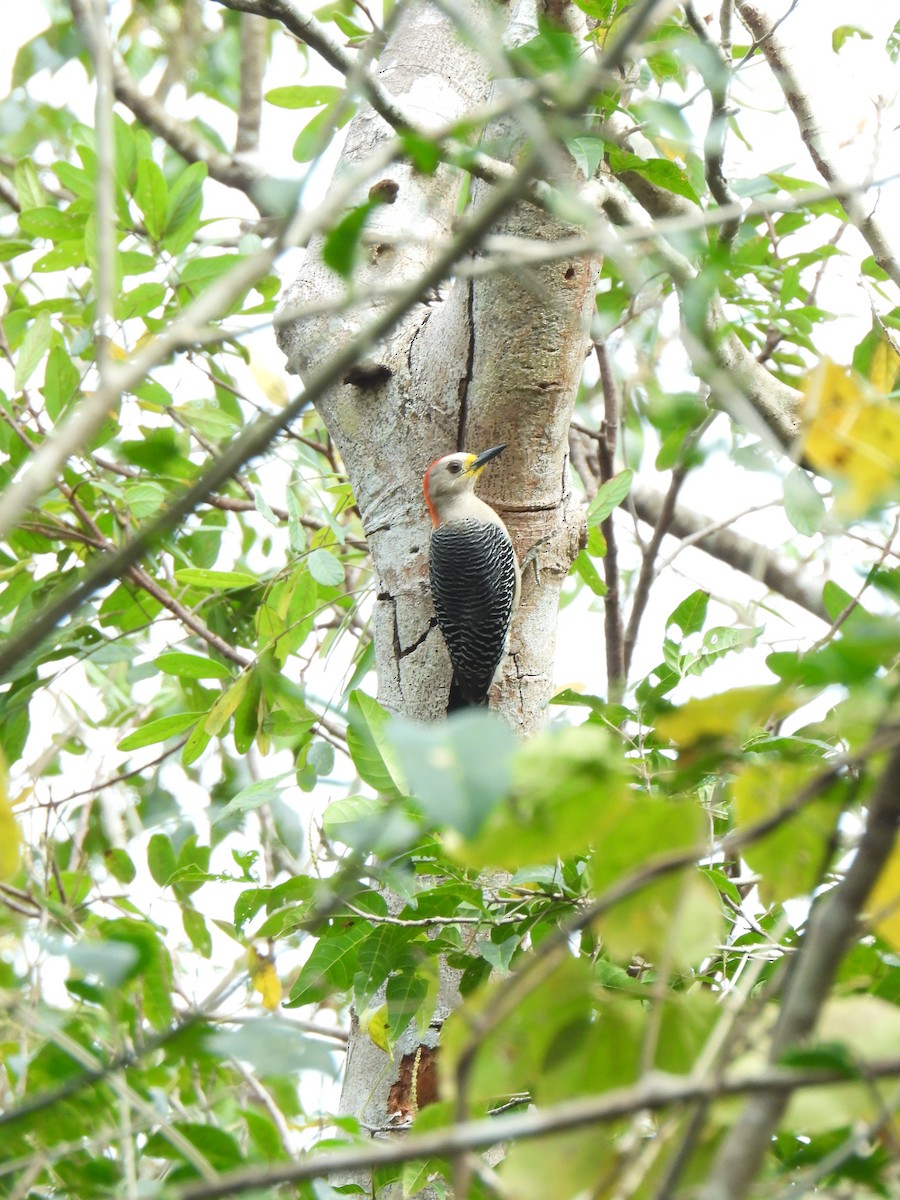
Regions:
[[423, 444, 506, 526]]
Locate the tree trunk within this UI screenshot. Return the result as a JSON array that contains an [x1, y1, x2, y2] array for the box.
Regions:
[[276, 0, 597, 1178]]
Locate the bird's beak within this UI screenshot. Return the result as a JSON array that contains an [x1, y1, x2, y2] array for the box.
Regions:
[[470, 444, 507, 474]]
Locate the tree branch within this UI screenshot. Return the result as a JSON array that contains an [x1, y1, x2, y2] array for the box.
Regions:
[[624, 466, 690, 673], [175, 1057, 900, 1200], [699, 741, 900, 1199], [684, 1, 741, 248], [736, 0, 900, 291], [595, 346, 626, 698], [235, 12, 269, 156], [67, 0, 264, 203], [629, 483, 829, 623], [0, 132, 547, 682]]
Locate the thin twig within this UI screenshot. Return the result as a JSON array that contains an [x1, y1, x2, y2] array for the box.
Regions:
[[736, 0, 900, 290], [595, 344, 626, 700], [623, 464, 689, 673], [68, 0, 263, 200], [629, 483, 829, 622], [685, 1, 741, 247]]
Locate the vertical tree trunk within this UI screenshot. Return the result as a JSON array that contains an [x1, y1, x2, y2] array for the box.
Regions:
[[276, 0, 598, 1179]]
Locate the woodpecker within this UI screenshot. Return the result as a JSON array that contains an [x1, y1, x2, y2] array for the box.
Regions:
[[424, 444, 520, 712]]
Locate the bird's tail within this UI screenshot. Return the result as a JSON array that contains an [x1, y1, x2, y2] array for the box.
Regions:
[[447, 674, 490, 713]]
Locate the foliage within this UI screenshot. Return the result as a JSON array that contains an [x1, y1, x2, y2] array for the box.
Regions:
[[0, 2, 899, 1199]]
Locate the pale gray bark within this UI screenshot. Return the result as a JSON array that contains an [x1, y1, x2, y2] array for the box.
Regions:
[[277, 0, 596, 732], [275, 0, 598, 1176]]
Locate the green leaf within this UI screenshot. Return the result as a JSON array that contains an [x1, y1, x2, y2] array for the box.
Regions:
[[13, 157, 47, 210], [666, 589, 709, 639], [118, 712, 201, 751], [115, 281, 166, 321], [567, 137, 605, 179], [307, 739, 335, 776], [182, 906, 212, 957], [14, 310, 52, 391], [322, 200, 377, 279], [145, 1122, 242, 1170], [204, 673, 251, 735], [233, 669, 263, 755], [292, 102, 353, 163], [391, 711, 518, 840], [174, 568, 258, 590], [459, 724, 632, 869], [570, 549, 607, 595], [163, 161, 206, 252], [322, 795, 416, 854], [155, 652, 232, 681], [53, 160, 93, 200], [609, 148, 700, 204], [346, 691, 406, 798], [105, 848, 136, 884], [682, 625, 763, 676], [0, 239, 34, 262], [821, 580, 853, 622], [125, 480, 167, 520], [286, 921, 370, 1006], [734, 759, 840, 904], [832, 25, 873, 53], [265, 84, 343, 108], [147, 832, 178, 887], [41, 344, 80, 419], [208, 1018, 339, 1076], [18, 205, 84, 242], [135, 158, 168, 240], [331, 11, 367, 39], [386, 970, 429, 1040], [166, 161, 207, 232], [307, 546, 344, 586], [210, 772, 293, 825], [401, 132, 442, 173], [586, 469, 633, 526], [784, 466, 826, 535]]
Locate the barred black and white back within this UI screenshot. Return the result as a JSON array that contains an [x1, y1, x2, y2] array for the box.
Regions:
[[429, 518, 518, 710]]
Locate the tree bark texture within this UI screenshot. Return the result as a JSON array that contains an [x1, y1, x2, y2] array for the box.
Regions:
[[276, 0, 599, 1182], [277, 0, 596, 735]]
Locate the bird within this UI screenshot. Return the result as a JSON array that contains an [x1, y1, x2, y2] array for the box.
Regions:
[[423, 444, 520, 712]]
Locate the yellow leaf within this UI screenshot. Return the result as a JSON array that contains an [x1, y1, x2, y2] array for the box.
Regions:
[[204, 673, 251, 735], [801, 359, 900, 514], [0, 754, 21, 881], [360, 1004, 391, 1053], [866, 839, 900, 951], [733, 761, 838, 904], [655, 685, 789, 748], [866, 333, 900, 395], [250, 353, 288, 407], [248, 946, 282, 1010]]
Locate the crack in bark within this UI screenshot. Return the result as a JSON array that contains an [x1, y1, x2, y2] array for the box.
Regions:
[[457, 277, 477, 451], [383, 592, 403, 695], [399, 617, 438, 659]]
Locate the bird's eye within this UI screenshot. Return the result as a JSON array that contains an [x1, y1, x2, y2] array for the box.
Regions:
[[447, 462, 462, 474]]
